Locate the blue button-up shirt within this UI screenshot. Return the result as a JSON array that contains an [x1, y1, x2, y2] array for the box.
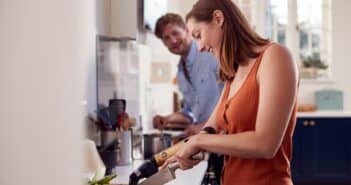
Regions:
[[177, 41, 223, 124]]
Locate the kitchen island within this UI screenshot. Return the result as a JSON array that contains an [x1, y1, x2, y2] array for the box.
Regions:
[[292, 112, 351, 185], [111, 160, 208, 185]]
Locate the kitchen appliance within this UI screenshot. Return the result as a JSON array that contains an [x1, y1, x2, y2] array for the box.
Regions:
[[315, 89, 344, 110], [142, 133, 172, 159], [138, 152, 204, 185]]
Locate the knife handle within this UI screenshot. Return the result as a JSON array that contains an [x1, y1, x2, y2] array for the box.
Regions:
[[154, 138, 189, 166], [167, 152, 205, 171]]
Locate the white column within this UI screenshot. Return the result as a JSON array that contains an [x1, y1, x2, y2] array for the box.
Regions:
[[286, 0, 300, 64], [0, 0, 94, 185]]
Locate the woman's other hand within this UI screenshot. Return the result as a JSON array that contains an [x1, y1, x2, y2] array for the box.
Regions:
[[174, 135, 202, 170]]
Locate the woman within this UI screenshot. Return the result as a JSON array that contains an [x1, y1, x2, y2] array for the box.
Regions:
[[165, 0, 299, 184]]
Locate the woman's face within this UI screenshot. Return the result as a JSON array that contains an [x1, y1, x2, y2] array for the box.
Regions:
[[187, 12, 223, 60]]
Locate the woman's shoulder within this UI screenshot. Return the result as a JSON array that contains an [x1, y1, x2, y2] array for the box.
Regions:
[[262, 43, 292, 61], [258, 43, 298, 81]]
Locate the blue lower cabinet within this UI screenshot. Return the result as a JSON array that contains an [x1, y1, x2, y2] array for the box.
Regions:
[[292, 118, 351, 184]]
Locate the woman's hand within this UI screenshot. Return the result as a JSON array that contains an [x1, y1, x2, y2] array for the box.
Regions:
[[173, 135, 203, 170], [160, 135, 203, 170], [159, 155, 177, 170]]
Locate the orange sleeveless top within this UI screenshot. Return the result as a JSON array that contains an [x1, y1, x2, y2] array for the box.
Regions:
[[216, 46, 297, 185]]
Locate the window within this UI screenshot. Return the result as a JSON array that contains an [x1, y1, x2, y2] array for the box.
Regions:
[[234, 0, 332, 80]]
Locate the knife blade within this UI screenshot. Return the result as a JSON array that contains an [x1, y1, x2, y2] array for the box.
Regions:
[[138, 162, 178, 185], [138, 152, 204, 185]]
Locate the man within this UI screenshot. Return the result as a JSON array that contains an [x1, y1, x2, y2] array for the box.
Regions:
[[153, 13, 223, 136]]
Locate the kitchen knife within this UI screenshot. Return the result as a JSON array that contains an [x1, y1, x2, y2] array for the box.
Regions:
[[138, 152, 204, 185], [129, 138, 191, 185]]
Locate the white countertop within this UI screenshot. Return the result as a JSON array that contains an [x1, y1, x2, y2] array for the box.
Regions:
[[297, 111, 351, 118], [111, 160, 207, 185], [141, 129, 184, 137]]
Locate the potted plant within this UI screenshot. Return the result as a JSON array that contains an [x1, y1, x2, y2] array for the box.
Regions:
[[300, 53, 328, 79]]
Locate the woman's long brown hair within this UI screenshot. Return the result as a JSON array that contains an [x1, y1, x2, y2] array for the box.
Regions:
[[186, 0, 269, 81]]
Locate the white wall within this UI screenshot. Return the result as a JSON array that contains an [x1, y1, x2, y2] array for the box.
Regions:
[[331, 0, 351, 109], [173, 0, 197, 17], [0, 0, 95, 184]]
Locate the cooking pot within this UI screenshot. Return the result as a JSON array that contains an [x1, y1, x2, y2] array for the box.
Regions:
[[99, 129, 133, 175], [142, 133, 172, 159]]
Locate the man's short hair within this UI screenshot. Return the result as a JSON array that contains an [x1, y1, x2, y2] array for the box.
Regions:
[[155, 13, 187, 39]]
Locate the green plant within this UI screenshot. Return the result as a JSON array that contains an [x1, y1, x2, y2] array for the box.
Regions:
[[302, 54, 328, 70], [88, 174, 117, 185]]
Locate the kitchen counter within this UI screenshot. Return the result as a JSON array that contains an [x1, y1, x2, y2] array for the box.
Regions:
[[111, 160, 208, 185], [297, 111, 351, 118]]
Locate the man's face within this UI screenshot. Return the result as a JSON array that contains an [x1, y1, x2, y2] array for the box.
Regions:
[[161, 23, 191, 55]]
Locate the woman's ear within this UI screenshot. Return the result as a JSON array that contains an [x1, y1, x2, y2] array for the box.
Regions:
[[213, 10, 224, 27]]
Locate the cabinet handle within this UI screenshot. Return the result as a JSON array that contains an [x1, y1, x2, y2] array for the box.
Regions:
[[310, 120, 316, 126], [303, 121, 309, 127]]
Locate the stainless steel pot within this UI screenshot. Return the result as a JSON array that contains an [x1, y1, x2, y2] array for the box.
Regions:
[[142, 133, 172, 159], [99, 129, 133, 173]]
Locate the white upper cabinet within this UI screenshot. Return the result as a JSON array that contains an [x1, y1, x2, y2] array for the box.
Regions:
[[110, 0, 139, 39]]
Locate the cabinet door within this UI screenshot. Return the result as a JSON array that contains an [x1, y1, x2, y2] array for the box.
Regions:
[[292, 118, 351, 184], [292, 118, 315, 181], [312, 118, 351, 182]]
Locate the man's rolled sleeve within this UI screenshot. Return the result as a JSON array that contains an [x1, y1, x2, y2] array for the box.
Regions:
[[179, 101, 196, 123]]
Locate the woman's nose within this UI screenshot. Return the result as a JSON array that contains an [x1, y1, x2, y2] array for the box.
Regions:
[[194, 41, 203, 52], [198, 44, 206, 52]]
